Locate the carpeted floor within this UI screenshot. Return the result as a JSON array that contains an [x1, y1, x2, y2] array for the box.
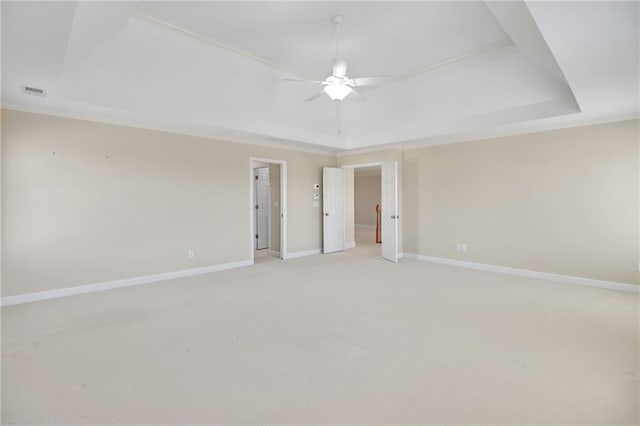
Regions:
[[2, 231, 638, 424]]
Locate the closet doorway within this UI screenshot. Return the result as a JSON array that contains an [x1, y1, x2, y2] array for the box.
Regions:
[[249, 158, 287, 264]]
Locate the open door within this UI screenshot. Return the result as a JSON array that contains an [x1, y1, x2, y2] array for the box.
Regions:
[[323, 167, 345, 254], [381, 161, 399, 262]]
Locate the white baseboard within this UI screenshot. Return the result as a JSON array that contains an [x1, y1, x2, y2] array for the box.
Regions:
[[345, 241, 356, 249], [269, 250, 280, 257], [0, 259, 252, 307], [285, 248, 322, 259], [402, 253, 639, 293], [355, 224, 376, 230]]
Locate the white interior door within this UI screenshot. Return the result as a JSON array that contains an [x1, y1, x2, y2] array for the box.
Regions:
[[381, 161, 399, 262], [323, 167, 345, 254], [255, 167, 270, 250]]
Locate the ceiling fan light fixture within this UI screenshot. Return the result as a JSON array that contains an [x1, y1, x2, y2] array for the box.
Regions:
[[324, 83, 352, 100]]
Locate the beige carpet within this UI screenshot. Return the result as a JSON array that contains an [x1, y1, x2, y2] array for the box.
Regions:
[[2, 233, 638, 424]]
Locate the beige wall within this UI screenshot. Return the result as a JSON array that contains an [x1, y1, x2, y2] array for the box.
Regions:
[[354, 174, 381, 226], [269, 163, 280, 253], [403, 120, 639, 285], [2, 109, 637, 296], [1, 109, 335, 295]]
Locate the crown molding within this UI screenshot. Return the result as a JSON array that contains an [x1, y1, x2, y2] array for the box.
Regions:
[[401, 113, 640, 151], [0, 104, 341, 157], [2, 104, 636, 158]]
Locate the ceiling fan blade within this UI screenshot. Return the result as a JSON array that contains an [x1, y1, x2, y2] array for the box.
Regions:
[[350, 75, 394, 87], [332, 59, 348, 78], [304, 92, 324, 102], [284, 78, 325, 84], [352, 89, 367, 101], [345, 86, 367, 102]]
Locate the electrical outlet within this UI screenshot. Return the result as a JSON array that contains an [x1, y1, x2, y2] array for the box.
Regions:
[[188, 249, 195, 259], [456, 243, 468, 252]]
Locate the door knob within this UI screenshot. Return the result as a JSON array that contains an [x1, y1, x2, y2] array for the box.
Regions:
[[325, 213, 329, 216]]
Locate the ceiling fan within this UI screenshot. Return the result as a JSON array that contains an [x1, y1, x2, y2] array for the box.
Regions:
[[282, 15, 510, 133], [284, 15, 390, 103]]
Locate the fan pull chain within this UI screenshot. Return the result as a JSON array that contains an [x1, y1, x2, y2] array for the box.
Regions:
[[332, 15, 342, 58]]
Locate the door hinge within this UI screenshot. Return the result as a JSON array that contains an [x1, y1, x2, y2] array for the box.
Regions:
[[255, 205, 258, 209], [255, 234, 258, 239], [255, 175, 258, 180]]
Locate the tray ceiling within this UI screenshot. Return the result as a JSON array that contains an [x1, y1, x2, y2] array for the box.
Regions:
[[2, 1, 637, 152]]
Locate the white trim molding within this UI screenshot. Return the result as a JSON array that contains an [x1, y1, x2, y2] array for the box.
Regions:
[[286, 248, 322, 259], [0, 260, 252, 307], [402, 253, 639, 293], [1, 105, 338, 156]]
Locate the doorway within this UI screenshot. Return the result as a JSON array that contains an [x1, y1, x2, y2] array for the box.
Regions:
[[353, 166, 381, 247], [339, 162, 399, 262], [249, 158, 287, 265]]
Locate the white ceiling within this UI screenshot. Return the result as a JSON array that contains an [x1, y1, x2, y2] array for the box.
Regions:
[[2, 1, 638, 153]]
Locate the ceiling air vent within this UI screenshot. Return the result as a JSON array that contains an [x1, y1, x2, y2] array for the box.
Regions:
[[22, 85, 46, 97]]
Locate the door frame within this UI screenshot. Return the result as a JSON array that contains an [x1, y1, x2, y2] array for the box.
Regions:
[[249, 158, 287, 264]]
